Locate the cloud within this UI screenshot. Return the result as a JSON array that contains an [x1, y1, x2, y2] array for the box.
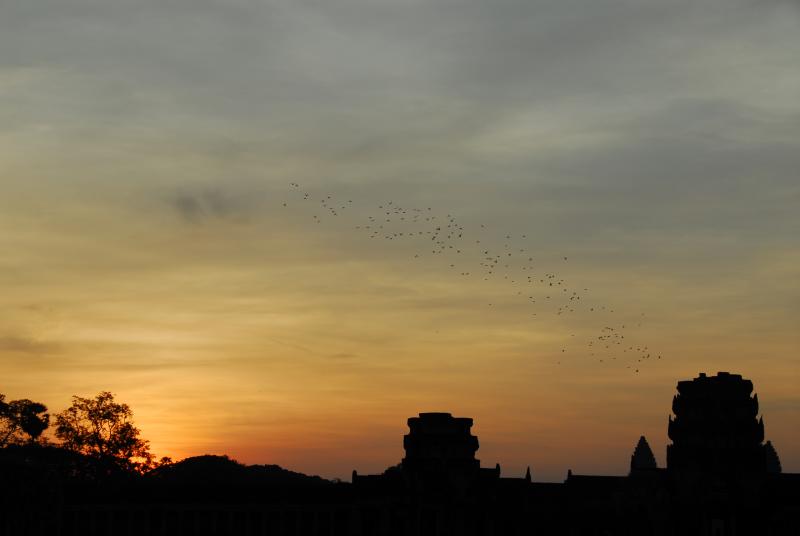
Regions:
[[329, 352, 358, 360], [0, 335, 61, 355], [169, 189, 254, 224]]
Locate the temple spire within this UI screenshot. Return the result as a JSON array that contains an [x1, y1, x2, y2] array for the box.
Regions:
[[525, 466, 531, 482], [765, 441, 782, 474], [631, 435, 657, 472]]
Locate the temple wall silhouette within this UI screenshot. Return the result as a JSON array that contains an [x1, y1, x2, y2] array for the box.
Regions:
[[1, 372, 798, 535]]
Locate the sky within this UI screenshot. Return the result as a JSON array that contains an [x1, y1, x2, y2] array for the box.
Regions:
[[1, 0, 798, 482]]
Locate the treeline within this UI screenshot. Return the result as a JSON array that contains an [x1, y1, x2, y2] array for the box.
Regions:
[[1, 390, 342, 515], [1, 390, 338, 492], [0, 390, 170, 474]]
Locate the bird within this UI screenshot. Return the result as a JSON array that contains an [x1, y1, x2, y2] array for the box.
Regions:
[[281, 181, 661, 374]]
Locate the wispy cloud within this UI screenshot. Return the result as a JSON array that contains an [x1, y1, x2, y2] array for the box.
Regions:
[[0, 335, 61, 355]]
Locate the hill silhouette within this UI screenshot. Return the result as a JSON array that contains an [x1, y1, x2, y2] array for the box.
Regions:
[[140, 454, 345, 505], [147, 454, 333, 487]]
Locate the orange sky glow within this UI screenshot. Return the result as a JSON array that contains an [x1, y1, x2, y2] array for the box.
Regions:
[[1, 0, 798, 482]]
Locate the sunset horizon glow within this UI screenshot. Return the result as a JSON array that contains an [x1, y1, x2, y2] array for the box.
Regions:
[[2, 0, 798, 483]]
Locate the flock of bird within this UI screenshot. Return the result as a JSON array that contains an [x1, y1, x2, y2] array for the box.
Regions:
[[283, 182, 663, 373]]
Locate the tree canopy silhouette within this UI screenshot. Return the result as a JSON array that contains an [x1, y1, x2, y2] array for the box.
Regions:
[[55, 391, 152, 473], [0, 394, 50, 446]]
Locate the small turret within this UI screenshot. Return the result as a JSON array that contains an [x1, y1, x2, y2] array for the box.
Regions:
[[764, 441, 782, 474], [630, 435, 657, 473]]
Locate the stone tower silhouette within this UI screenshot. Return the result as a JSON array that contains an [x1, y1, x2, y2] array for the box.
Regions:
[[667, 371, 766, 474], [764, 440, 782, 474], [630, 435, 657, 472], [402, 412, 481, 491]]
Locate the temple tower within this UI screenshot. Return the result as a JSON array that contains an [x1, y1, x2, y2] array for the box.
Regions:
[[667, 372, 766, 474], [402, 412, 480, 490]]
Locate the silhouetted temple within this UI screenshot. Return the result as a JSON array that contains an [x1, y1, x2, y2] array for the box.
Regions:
[[668, 372, 766, 474], [1, 372, 798, 535]]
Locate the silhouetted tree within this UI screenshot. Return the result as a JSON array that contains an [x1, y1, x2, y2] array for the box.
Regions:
[[0, 394, 50, 446], [55, 391, 153, 473]]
